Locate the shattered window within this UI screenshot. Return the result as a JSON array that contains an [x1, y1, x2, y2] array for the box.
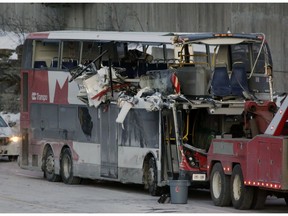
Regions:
[[78, 107, 93, 139]]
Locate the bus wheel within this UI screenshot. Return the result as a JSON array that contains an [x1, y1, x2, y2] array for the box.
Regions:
[[60, 148, 81, 184], [8, 155, 18, 162], [44, 148, 61, 182], [251, 188, 266, 209], [231, 164, 254, 209], [146, 157, 161, 196], [210, 162, 231, 206]]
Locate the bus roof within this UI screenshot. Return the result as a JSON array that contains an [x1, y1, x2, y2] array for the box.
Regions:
[[26, 31, 178, 44], [175, 32, 265, 45], [26, 30, 265, 45]]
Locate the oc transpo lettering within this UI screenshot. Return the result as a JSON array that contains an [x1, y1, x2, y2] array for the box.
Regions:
[[31, 92, 48, 101]]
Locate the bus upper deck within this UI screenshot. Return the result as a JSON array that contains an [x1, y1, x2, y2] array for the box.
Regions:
[[22, 30, 273, 104]]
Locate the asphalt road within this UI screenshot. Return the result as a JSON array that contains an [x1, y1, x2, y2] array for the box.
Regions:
[[0, 156, 287, 213]]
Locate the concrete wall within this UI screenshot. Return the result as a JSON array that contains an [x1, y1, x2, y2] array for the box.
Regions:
[[1, 3, 287, 92], [63, 3, 288, 93], [65, 3, 288, 92]]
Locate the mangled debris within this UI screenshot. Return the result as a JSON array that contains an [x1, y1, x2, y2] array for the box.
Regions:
[[69, 59, 183, 126]]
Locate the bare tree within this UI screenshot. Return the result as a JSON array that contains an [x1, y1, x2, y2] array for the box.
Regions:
[[106, 4, 145, 31], [0, 4, 67, 112]]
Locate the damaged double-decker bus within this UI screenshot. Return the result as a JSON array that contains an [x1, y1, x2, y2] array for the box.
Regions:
[[19, 31, 274, 202]]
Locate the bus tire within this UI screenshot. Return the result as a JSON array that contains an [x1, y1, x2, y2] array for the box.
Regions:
[[231, 164, 254, 210], [251, 188, 266, 209], [145, 157, 161, 196], [60, 148, 81, 184], [44, 147, 61, 182], [8, 155, 18, 162], [210, 162, 231, 206]]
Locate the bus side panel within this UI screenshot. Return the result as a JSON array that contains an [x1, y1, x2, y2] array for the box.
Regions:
[[100, 104, 118, 179], [117, 108, 160, 184]]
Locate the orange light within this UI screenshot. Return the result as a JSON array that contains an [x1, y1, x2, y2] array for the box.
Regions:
[[214, 33, 233, 37]]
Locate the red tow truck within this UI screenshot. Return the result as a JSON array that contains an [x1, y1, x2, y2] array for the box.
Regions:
[[180, 95, 288, 209]]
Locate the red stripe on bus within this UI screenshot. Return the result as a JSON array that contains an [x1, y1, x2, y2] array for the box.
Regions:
[[27, 33, 49, 39]]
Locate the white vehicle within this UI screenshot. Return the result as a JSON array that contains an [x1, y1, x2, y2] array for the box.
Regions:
[[0, 114, 20, 161]]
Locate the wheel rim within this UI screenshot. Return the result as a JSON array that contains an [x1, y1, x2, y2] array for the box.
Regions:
[[212, 171, 222, 199], [233, 174, 241, 201], [46, 154, 55, 174]]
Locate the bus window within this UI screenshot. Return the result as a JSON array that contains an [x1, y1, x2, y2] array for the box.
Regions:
[[231, 44, 250, 73], [59, 106, 77, 132], [78, 107, 93, 140], [82, 42, 102, 66], [33, 40, 60, 69], [252, 43, 266, 74], [62, 41, 81, 70]]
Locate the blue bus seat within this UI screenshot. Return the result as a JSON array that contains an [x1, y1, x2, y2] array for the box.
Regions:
[[211, 65, 231, 97], [231, 62, 249, 96]]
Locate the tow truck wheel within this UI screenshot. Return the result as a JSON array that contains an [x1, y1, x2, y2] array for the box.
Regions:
[[251, 188, 266, 209], [145, 157, 161, 196], [44, 147, 61, 182], [60, 148, 81, 184], [210, 163, 231, 206], [231, 164, 254, 209], [284, 195, 288, 206]]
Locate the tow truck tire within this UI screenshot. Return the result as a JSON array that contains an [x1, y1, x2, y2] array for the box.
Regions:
[[251, 188, 266, 209], [210, 163, 231, 206], [231, 164, 254, 209], [60, 148, 81, 184], [146, 157, 161, 196], [44, 147, 61, 182], [284, 195, 288, 206]]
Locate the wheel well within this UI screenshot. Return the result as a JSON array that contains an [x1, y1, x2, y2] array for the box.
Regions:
[[143, 152, 156, 171], [142, 152, 156, 182], [208, 160, 220, 180], [209, 161, 239, 179]]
